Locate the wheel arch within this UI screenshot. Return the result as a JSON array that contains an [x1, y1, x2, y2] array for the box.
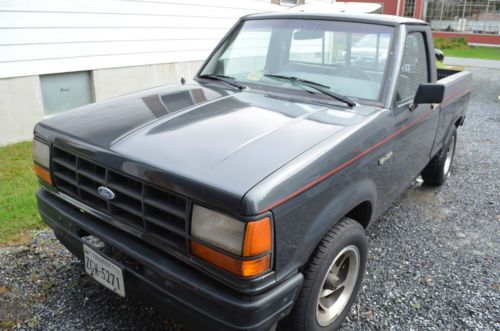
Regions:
[[292, 179, 376, 273], [455, 115, 465, 127], [345, 200, 373, 229]]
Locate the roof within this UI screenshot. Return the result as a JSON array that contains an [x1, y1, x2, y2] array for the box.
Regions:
[[286, 2, 383, 14], [243, 11, 428, 27]]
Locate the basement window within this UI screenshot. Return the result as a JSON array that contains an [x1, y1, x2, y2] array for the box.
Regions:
[[40, 71, 93, 116]]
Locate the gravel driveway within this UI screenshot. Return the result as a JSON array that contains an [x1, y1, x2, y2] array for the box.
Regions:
[[1, 66, 499, 330]]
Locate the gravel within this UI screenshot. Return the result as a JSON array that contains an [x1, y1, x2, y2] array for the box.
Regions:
[[1, 66, 499, 330]]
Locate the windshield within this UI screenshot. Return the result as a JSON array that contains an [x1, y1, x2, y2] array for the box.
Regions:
[[200, 19, 394, 102]]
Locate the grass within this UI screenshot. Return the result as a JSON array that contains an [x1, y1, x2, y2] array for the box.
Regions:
[[0, 141, 45, 244], [442, 46, 500, 61]]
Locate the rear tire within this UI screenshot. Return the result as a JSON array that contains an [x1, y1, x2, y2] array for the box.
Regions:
[[281, 218, 368, 331], [421, 128, 457, 186]]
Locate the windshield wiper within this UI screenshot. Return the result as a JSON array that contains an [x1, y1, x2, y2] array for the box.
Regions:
[[198, 74, 246, 90], [264, 74, 356, 107]]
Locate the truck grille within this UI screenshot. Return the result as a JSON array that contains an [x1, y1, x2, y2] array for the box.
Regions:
[[51, 147, 189, 252]]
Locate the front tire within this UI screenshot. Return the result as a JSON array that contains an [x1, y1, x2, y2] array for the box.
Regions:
[[282, 218, 368, 331], [421, 128, 457, 186]]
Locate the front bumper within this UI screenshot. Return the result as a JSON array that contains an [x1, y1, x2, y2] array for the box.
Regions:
[[37, 189, 303, 331]]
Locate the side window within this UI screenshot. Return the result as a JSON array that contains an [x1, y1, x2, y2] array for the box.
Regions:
[[396, 32, 429, 103]]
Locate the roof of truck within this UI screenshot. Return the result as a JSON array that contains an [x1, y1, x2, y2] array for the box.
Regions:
[[243, 11, 428, 27]]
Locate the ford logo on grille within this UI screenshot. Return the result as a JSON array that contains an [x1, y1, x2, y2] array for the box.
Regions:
[[97, 186, 115, 200]]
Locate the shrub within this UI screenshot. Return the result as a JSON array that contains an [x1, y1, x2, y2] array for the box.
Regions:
[[434, 37, 451, 49], [450, 37, 469, 49], [433, 37, 469, 50]]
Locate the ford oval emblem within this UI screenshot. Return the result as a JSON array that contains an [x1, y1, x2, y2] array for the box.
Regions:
[[97, 186, 115, 200]]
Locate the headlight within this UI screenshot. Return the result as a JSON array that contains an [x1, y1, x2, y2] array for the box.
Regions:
[[191, 205, 245, 255], [32, 139, 50, 168], [190, 204, 272, 277], [32, 139, 52, 185]]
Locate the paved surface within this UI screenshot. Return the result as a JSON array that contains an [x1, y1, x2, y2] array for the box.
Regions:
[[444, 56, 500, 69], [0, 67, 499, 330]]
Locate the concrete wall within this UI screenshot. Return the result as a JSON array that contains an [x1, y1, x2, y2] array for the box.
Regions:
[[92, 60, 203, 101], [0, 76, 44, 146], [0, 60, 204, 146]]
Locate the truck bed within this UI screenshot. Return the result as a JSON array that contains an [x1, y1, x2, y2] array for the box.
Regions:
[[437, 68, 462, 81], [437, 68, 472, 94], [430, 67, 472, 158]]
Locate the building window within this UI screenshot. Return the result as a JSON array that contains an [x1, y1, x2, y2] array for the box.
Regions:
[[403, 0, 416, 17], [40, 71, 93, 116], [424, 0, 500, 34]]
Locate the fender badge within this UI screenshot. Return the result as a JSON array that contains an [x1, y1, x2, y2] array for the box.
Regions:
[[378, 151, 393, 166]]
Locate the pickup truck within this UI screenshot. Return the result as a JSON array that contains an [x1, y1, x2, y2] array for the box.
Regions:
[[33, 12, 472, 331]]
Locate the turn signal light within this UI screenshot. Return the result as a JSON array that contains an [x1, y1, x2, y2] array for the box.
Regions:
[[33, 163, 52, 185], [190, 241, 270, 277], [243, 217, 272, 256]]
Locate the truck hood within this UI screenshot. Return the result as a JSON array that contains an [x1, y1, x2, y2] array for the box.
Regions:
[[39, 83, 373, 213]]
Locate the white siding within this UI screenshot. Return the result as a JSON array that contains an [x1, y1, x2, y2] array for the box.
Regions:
[[0, 0, 281, 79]]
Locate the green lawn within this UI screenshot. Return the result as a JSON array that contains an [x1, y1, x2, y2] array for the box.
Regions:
[[0, 141, 44, 244], [442, 46, 500, 61]]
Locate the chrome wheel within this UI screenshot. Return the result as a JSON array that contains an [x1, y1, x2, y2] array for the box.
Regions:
[[316, 245, 360, 326], [443, 134, 456, 177]]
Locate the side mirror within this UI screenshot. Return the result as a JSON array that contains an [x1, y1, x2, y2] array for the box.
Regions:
[[434, 48, 445, 62], [414, 83, 445, 105]]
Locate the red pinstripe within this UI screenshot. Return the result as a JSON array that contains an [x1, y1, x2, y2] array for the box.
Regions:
[[258, 88, 470, 213]]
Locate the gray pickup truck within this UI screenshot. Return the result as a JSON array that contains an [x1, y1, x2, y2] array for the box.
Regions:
[[33, 12, 472, 331]]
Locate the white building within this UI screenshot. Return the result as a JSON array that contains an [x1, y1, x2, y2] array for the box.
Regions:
[[1, 0, 307, 145]]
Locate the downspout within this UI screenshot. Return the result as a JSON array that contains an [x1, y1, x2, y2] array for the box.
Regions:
[[396, 0, 402, 16]]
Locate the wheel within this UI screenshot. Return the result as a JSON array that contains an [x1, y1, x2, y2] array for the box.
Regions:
[[421, 128, 457, 186], [281, 218, 368, 331]]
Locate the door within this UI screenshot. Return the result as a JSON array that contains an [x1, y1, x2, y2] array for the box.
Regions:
[[391, 30, 440, 189]]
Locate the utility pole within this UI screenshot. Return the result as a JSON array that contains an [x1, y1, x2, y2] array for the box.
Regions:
[[462, 0, 467, 18]]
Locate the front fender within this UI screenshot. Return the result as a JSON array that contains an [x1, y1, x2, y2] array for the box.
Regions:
[[271, 178, 377, 282]]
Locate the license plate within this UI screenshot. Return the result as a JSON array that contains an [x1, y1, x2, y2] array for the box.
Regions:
[[83, 245, 125, 297]]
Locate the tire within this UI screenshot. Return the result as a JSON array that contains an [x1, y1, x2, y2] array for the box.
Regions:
[[281, 218, 368, 331], [421, 128, 457, 186]]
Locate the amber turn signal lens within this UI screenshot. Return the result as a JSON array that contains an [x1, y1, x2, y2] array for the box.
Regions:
[[33, 163, 52, 185], [190, 241, 270, 277], [243, 217, 272, 257]]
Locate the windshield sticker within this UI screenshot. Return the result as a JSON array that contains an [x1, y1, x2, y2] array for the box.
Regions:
[[247, 71, 263, 81]]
